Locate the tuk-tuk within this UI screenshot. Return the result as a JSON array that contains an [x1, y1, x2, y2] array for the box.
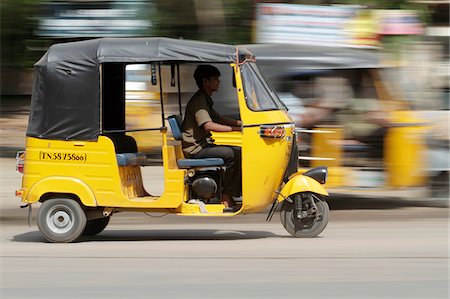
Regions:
[[16, 37, 330, 243], [247, 43, 449, 202]]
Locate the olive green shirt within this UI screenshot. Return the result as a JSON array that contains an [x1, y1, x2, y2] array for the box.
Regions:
[[182, 89, 220, 157]]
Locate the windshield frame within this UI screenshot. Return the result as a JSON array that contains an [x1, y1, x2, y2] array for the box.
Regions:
[[240, 62, 287, 112]]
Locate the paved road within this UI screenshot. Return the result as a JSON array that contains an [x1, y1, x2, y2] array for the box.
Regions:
[[1, 158, 449, 298], [1, 210, 448, 299]]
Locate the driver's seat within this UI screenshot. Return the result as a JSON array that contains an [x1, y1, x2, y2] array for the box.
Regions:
[[167, 115, 224, 169]]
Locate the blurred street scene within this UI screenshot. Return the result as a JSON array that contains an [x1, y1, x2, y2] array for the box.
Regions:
[[0, 1, 449, 298], [1, 0, 449, 203]]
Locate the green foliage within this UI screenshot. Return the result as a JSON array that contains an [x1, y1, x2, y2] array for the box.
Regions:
[[1, 0, 42, 68], [153, 0, 253, 44], [223, 0, 253, 44], [152, 0, 200, 40]]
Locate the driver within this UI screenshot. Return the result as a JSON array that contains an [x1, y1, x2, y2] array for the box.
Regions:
[[181, 65, 242, 212]]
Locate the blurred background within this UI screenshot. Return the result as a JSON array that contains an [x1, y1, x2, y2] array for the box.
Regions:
[[0, 0, 448, 201]]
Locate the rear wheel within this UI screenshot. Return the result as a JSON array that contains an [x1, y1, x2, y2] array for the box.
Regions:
[[280, 193, 329, 238], [83, 217, 110, 236], [37, 198, 87, 243]]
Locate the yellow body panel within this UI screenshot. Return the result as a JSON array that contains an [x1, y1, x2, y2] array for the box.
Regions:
[[310, 127, 345, 187], [27, 176, 97, 206], [21, 136, 120, 205], [21, 136, 185, 209], [277, 173, 329, 202], [177, 202, 229, 215], [210, 131, 242, 147], [385, 111, 427, 187], [234, 65, 294, 213], [311, 127, 343, 169]]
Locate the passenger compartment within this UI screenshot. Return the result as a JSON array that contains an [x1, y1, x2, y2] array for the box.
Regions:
[[105, 133, 149, 198]]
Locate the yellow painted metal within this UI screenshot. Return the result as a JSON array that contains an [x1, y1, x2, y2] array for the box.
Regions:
[[311, 127, 343, 168], [210, 131, 242, 147], [21, 136, 121, 206], [118, 165, 148, 198], [277, 173, 329, 202], [385, 111, 427, 187], [233, 64, 294, 213], [21, 135, 185, 208], [310, 127, 345, 187], [27, 176, 97, 206], [177, 202, 230, 215], [125, 92, 163, 152], [371, 69, 426, 187], [161, 131, 189, 206]]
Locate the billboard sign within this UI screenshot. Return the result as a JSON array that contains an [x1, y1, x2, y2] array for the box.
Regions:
[[255, 4, 424, 48], [36, 0, 153, 38]]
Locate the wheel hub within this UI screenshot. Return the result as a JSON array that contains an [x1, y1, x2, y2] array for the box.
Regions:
[[46, 207, 74, 234], [53, 211, 70, 228]]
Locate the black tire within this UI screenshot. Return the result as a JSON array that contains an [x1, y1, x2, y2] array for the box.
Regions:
[[280, 195, 329, 238], [37, 198, 87, 243], [83, 217, 110, 236], [431, 171, 449, 200]]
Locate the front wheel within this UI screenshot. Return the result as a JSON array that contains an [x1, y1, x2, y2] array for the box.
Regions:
[[37, 198, 87, 243], [280, 193, 329, 238]]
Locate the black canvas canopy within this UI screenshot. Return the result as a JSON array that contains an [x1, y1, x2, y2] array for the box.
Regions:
[[27, 37, 253, 141]]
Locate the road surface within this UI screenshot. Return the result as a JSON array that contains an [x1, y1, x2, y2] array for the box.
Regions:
[[0, 158, 448, 298]]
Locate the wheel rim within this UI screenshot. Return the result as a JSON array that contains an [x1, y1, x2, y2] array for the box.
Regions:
[[281, 199, 329, 237], [291, 206, 322, 230], [46, 205, 75, 234]]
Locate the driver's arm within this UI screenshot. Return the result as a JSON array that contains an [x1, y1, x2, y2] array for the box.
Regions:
[[203, 121, 241, 132], [217, 115, 242, 127], [196, 108, 241, 132]]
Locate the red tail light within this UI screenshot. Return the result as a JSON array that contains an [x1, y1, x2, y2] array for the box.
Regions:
[[16, 151, 25, 173]]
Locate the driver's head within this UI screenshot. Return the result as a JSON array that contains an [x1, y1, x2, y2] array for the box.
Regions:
[[194, 65, 221, 91]]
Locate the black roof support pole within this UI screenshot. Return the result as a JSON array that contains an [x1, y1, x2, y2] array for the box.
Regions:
[[177, 63, 182, 117], [158, 62, 165, 126]]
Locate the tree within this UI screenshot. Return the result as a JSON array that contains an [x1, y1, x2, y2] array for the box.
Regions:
[[1, 0, 42, 69]]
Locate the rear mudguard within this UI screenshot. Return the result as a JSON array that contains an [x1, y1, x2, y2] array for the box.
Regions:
[[277, 172, 329, 202], [25, 176, 97, 207]]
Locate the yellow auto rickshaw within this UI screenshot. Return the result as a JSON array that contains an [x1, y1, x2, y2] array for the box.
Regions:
[[16, 37, 330, 243]]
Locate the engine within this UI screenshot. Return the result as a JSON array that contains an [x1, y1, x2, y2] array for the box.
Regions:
[[192, 177, 217, 200], [189, 170, 223, 200]]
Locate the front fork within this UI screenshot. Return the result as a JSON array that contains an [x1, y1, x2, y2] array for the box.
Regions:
[[294, 193, 319, 220], [266, 192, 321, 222]]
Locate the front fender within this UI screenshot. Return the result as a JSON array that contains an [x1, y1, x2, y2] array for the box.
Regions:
[[25, 176, 97, 207], [277, 173, 329, 202]]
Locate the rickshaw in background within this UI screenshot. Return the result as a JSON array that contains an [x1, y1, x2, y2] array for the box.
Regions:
[[248, 44, 449, 202], [15, 37, 330, 243], [123, 63, 162, 155]]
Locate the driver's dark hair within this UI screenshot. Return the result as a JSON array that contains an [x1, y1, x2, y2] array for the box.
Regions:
[[194, 65, 221, 88]]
